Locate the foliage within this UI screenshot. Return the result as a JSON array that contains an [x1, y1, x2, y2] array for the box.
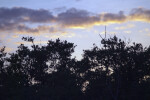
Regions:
[[0, 36, 150, 100]]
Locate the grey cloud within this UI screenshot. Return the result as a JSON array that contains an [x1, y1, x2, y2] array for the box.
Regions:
[[101, 11, 126, 22], [0, 7, 55, 33], [0, 7, 55, 23], [130, 8, 150, 16], [130, 8, 150, 22], [57, 8, 100, 27], [14, 25, 63, 34], [0, 23, 62, 34], [0, 7, 150, 34]]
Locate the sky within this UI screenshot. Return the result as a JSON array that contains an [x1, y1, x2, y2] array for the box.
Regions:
[[0, 0, 150, 60]]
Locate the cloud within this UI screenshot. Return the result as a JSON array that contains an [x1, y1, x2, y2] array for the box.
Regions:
[[124, 31, 131, 34], [115, 24, 135, 30], [14, 25, 63, 34], [0, 7, 55, 23], [100, 11, 126, 23], [144, 28, 149, 32], [12, 35, 19, 38], [56, 8, 128, 28], [0, 7, 58, 34], [129, 8, 150, 22], [57, 8, 101, 28], [138, 28, 150, 33], [0, 23, 63, 35], [51, 32, 75, 38], [0, 7, 150, 34], [16, 41, 48, 45]]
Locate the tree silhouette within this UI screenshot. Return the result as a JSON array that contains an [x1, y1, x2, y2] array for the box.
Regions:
[[0, 37, 82, 100], [0, 36, 150, 100], [82, 36, 150, 100]]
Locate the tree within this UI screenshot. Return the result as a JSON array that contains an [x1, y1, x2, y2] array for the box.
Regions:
[[0, 36, 150, 100], [0, 37, 82, 100], [82, 36, 150, 100]]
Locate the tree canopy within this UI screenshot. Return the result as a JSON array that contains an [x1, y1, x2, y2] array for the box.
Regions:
[[0, 36, 150, 100]]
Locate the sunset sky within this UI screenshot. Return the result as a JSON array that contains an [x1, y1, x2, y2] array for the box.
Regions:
[[0, 0, 150, 59]]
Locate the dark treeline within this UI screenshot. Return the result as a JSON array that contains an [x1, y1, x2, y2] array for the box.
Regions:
[[0, 36, 150, 100]]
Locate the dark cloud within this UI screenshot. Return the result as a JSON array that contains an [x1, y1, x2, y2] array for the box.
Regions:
[[0, 7, 55, 23], [101, 11, 126, 22], [129, 8, 150, 22], [0, 7, 150, 34], [0, 7, 56, 33], [57, 8, 100, 27]]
